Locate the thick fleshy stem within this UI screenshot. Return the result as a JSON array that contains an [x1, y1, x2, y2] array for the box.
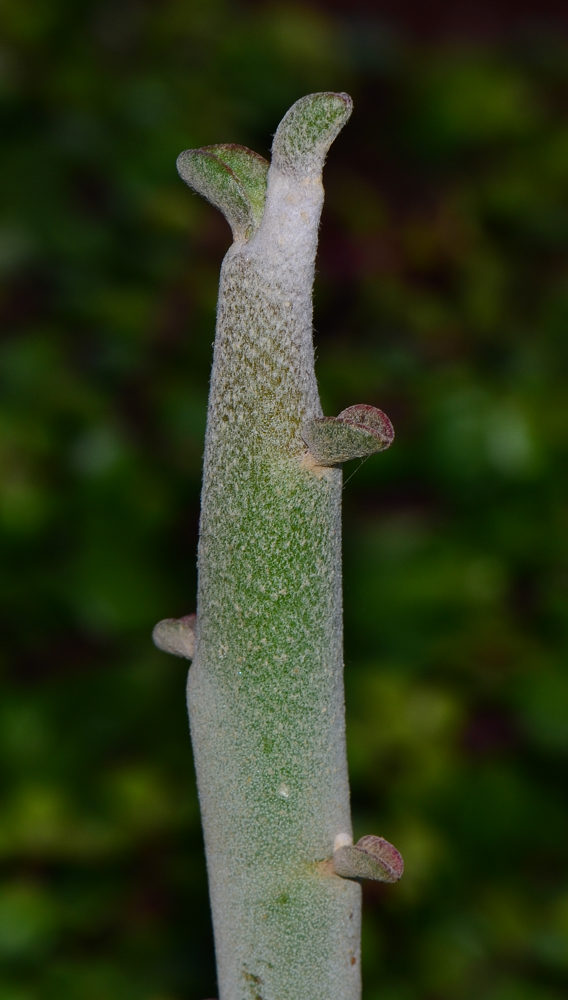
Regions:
[[154, 93, 401, 1000]]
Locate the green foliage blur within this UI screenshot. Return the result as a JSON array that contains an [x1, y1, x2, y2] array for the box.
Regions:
[[1, 1, 568, 997]]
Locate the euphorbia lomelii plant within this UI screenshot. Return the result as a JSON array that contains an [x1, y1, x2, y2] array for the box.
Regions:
[[153, 93, 403, 1000]]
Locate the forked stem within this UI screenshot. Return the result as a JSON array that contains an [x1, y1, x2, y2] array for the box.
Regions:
[[154, 93, 401, 1000]]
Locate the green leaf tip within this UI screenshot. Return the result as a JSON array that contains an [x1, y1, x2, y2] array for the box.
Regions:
[[302, 404, 394, 466], [176, 144, 269, 242], [152, 613, 196, 660], [272, 92, 353, 177], [333, 835, 404, 883], [176, 94, 351, 237]]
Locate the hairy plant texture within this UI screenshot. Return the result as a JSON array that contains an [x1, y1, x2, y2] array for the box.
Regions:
[[154, 93, 401, 1000]]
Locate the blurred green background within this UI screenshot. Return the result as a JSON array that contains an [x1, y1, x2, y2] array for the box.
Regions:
[[2, 0, 568, 998]]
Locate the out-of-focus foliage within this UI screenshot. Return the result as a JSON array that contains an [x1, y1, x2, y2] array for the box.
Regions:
[[1, 1, 568, 998]]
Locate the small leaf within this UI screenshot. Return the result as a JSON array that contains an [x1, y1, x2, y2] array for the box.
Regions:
[[209, 145, 269, 230], [271, 92, 353, 177], [302, 404, 394, 465], [152, 614, 196, 660], [176, 145, 269, 241], [333, 835, 404, 883]]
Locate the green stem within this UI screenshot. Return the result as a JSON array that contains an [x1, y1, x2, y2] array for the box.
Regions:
[[154, 93, 401, 1000], [189, 93, 360, 1000]]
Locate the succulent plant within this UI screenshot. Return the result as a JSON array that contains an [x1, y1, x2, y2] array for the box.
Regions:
[[154, 92, 401, 1000]]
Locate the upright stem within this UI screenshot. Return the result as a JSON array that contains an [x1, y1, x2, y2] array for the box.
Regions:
[[189, 95, 361, 1000], [153, 93, 401, 1000]]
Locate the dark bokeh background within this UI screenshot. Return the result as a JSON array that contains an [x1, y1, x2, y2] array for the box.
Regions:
[[2, 1, 568, 998]]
